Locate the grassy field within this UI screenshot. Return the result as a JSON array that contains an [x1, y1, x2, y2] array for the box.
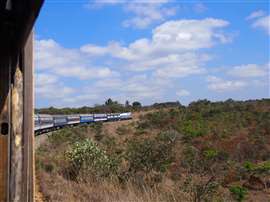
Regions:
[[35, 99, 270, 202]]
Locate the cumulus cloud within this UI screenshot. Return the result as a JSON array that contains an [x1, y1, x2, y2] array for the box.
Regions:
[[247, 10, 270, 35], [123, 0, 176, 29], [252, 15, 270, 35], [35, 39, 118, 80], [176, 89, 190, 97], [246, 10, 265, 20], [207, 76, 247, 92], [227, 63, 268, 78], [35, 73, 76, 101], [87, 0, 177, 29], [93, 74, 172, 102], [35, 17, 236, 106], [82, 18, 230, 76]]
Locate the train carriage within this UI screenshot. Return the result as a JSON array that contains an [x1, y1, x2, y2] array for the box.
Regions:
[[94, 114, 107, 122], [119, 112, 132, 120], [107, 113, 120, 121], [34, 115, 40, 131], [39, 114, 54, 130], [67, 115, 80, 125], [80, 114, 94, 123], [53, 115, 68, 128]]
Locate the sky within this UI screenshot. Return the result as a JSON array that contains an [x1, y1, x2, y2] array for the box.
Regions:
[[34, 0, 270, 108]]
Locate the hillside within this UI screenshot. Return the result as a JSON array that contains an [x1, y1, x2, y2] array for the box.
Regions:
[[35, 99, 270, 202]]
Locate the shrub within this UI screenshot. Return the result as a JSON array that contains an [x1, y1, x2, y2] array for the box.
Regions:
[[66, 139, 117, 178], [243, 161, 270, 174], [156, 130, 179, 143], [92, 122, 104, 141], [116, 125, 131, 136], [182, 145, 200, 172], [203, 149, 219, 160], [181, 120, 207, 139], [126, 137, 173, 173], [183, 175, 218, 202], [229, 186, 248, 202], [49, 128, 85, 146]]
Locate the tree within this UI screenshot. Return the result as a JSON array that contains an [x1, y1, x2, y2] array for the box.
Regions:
[[105, 98, 113, 106], [125, 100, 130, 108], [132, 101, 142, 108]]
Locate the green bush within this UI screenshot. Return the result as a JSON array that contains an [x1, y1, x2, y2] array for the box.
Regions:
[[182, 145, 200, 172], [156, 130, 179, 143], [126, 137, 173, 173], [49, 128, 85, 146], [229, 186, 248, 202], [181, 120, 207, 139], [243, 161, 270, 174], [66, 139, 117, 177], [203, 149, 219, 160]]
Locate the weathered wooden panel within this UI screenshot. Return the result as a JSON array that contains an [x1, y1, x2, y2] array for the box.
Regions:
[[10, 63, 24, 202], [0, 32, 34, 202], [0, 57, 10, 202], [0, 0, 43, 200], [23, 31, 34, 202]]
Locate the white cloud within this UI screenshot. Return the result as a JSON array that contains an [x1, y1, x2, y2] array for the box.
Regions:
[[247, 10, 270, 35], [83, 18, 230, 57], [35, 39, 119, 80], [95, 74, 172, 100], [35, 73, 75, 101], [54, 66, 119, 80], [82, 18, 230, 77], [176, 89, 190, 97], [87, 0, 177, 29], [123, 1, 176, 29], [36, 83, 74, 100], [153, 53, 208, 77], [35, 17, 235, 107], [80, 44, 109, 56], [207, 76, 247, 92], [252, 15, 270, 35], [227, 63, 268, 78], [35, 73, 58, 87], [246, 10, 265, 20]]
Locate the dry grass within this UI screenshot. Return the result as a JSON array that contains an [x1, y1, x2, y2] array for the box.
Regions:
[[37, 171, 191, 202]]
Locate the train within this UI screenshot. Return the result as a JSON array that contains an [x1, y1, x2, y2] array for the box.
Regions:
[[34, 112, 132, 134]]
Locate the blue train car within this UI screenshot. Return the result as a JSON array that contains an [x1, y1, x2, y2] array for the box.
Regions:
[[80, 114, 94, 123]]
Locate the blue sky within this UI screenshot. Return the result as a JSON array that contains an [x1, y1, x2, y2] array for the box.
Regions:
[[35, 0, 269, 108]]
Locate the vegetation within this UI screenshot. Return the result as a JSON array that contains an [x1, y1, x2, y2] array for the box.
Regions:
[[35, 99, 180, 114], [229, 186, 248, 202], [66, 139, 118, 178], [36, 98, 270, 201]]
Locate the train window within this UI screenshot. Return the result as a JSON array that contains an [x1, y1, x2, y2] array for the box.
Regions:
[[1, 122, 9, 135]]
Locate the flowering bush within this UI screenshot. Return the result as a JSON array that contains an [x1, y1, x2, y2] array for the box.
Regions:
[[66, 139, 117, 177]]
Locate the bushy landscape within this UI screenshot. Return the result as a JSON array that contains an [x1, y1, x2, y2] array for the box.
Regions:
[[35, 99, 270, 202]]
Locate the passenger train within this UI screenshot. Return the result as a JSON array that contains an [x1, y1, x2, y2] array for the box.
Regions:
[[34, 112, 132, 134]]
